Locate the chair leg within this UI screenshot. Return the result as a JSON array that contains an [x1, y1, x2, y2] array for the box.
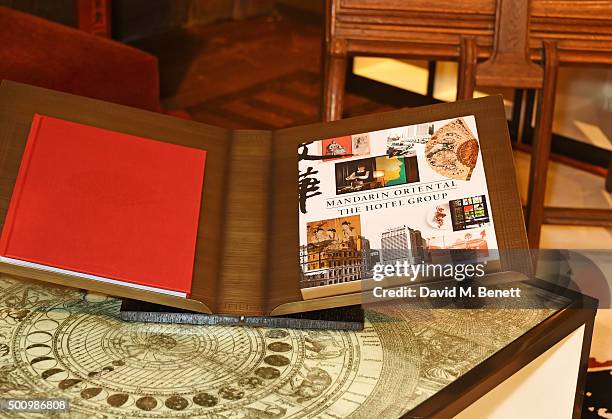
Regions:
[[427, 61, 437, 98], [606, 159, 612, 192], [456, 37, 478, 100], [322, 52, 348, 122], [526, 41, 559, 248]]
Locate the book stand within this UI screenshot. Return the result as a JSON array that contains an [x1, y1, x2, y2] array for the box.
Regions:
[[0, 82, 531, 324], [119, 299, 365, 331]]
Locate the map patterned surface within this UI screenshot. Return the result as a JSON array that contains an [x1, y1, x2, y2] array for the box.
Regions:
[[0, 275, 567, 418]]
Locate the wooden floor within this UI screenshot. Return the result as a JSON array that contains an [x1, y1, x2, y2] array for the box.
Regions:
[[131, 10, 392, 130]]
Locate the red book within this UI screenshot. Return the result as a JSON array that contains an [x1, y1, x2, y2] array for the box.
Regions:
[[0, 114, 206, 297]]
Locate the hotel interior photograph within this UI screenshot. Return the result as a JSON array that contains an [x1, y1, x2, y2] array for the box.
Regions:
[[0, 0, 609, 418]]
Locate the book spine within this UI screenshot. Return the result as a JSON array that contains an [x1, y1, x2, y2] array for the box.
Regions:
[[0, 114, 44, 255], [216, 130, 272, 316]]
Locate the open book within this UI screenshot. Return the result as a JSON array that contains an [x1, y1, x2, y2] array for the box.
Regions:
[[0, 81, 531, 317]]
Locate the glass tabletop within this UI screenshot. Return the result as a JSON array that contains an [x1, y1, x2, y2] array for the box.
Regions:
[[0, 275, 569, 418]]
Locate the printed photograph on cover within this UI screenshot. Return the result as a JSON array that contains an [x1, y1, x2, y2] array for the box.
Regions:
[[301, 215, 370, 289], [427, 227, 491, 265], [334, 155, 420, 195], [449, 195, 490, 231], [297, 116, 498, 298], [321, 133, 371, 160], [386, 122, 433, 156], [352, 133, 370, 156], [425, 118, 480, 180]]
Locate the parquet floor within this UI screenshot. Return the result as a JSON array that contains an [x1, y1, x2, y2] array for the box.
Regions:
[[131, 10, 391, 130]]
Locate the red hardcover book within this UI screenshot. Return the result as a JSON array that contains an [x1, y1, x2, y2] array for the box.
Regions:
[[0, 114, 206, 297]]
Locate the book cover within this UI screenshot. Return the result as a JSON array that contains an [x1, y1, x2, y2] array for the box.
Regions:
[[0, 114, 206, 296], [298, 116, 497, 299]]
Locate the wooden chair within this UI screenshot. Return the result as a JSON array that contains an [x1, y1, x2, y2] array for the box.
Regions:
[[322, 0, 612, 248], [455, 0, 553, 250]]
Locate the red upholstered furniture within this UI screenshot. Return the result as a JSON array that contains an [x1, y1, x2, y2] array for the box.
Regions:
[[0, 6, 161, 112]]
